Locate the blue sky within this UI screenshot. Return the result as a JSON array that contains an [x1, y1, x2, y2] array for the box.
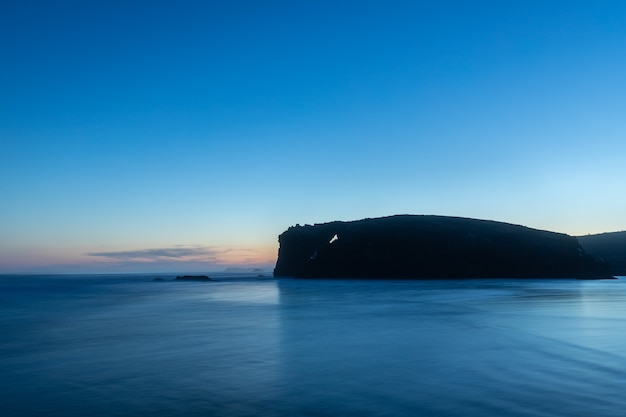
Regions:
[[2, 1, 625, 273]]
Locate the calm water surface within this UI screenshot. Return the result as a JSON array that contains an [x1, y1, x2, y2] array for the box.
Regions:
[[1, 274, 626, 416]]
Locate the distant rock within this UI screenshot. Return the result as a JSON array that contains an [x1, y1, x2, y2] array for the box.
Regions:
[[175, 275, 215, 282], [223, 267, 268, 274], [578, 231, 626, 276], [274, 215, 613, 279], [152, 277, 165, 282]]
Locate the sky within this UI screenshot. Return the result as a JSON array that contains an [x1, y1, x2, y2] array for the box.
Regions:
[[1, 0, 625, 273]]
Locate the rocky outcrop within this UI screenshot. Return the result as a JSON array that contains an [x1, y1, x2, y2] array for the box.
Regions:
[[175, 275, 215, 281], [578, 231, 626, 276], [273, 215, 613, 279]]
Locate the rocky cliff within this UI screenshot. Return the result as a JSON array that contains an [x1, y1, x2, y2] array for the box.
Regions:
[[578, 231, 626, 276], [273, 215, 613, 279]]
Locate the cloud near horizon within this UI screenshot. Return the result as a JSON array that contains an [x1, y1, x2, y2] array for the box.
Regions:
[[86, 245, 253, 263]]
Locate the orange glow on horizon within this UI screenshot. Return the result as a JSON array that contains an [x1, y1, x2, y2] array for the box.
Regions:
[[215, 244, 278, 266], [0, 243, 279, 274]]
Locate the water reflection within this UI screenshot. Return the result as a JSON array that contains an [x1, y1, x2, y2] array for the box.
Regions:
[[0, 277, 284, 417], [195, 281, 280, 304], [275, 278, 626, 416], [3, 276, 626, 416]]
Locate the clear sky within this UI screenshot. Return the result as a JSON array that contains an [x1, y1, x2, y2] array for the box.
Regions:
[[2, 0, 625, 273]]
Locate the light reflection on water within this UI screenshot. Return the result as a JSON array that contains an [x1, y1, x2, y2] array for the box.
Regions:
[[276, 278, 626, 417], [1, 275, 626, 416]]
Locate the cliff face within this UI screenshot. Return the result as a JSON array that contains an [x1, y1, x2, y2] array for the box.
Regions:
[[274, 215, 613, 279], [578, 231, 626, 276]]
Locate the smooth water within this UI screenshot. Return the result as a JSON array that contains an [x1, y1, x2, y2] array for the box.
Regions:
[[2, 274, 626, 416]]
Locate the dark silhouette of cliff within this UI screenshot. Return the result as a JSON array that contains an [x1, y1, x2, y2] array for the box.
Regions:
[[578, 231, 626, 276], [274, 215, 613, 279]]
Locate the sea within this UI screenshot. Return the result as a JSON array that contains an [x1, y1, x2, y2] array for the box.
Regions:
[[2, 274, 626, 417]]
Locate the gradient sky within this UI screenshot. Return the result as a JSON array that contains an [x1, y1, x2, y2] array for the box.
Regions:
[[2, 0, 625, 273]]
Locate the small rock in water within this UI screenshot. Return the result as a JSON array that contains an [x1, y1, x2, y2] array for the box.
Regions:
[[152, 277, 165, 282], [175, 275, 215, 282]]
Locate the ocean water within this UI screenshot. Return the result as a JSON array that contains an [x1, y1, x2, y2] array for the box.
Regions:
[[1, 274, 626, 417]]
